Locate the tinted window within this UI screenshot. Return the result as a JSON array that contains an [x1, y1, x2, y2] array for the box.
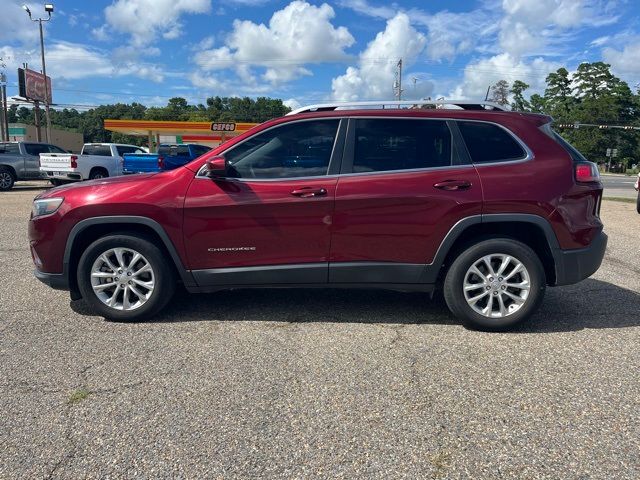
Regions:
[[458, 121, 526, 163], [158, 145, 191, 158], [24, 144, 50, 156], [191, 145, 211, 156], [224, 120, 339, 179], [48, 145, 67, 154], [352, 119, 452, 173], [83, 145, 112, 156], [0, 143, 20, 154], [116, 146, 143, 156]]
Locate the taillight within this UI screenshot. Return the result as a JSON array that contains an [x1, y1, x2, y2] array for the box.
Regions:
[[70, 155, 78, 169], [575, 162, 599, 183], [158, 156, 164, 170]]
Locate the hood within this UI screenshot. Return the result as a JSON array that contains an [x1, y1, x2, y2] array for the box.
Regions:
[[37, 173, 157, 199]]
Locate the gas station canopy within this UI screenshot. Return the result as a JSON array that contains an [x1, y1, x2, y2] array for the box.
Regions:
[[103, 119, 259, 149]]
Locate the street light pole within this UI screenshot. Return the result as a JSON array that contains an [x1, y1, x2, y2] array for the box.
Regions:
[[23, 4, 54, 143]]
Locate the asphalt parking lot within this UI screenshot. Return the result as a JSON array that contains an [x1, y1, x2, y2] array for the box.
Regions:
[[1, 182, 639, 479]]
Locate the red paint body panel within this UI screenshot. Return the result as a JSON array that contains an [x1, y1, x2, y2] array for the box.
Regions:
[[331, 166, 482, 264], [29, 168, 194, 273], [183, 177, 336, 269]]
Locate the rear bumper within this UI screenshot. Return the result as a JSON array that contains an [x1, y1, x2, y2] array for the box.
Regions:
[[34, 269, 69, 290], [41, 170, 82, 181], [553, 231, 607, 286]]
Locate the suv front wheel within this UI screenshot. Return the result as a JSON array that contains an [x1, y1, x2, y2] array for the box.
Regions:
[[444, 239, 546, 331], [77, 234, 176, 321]]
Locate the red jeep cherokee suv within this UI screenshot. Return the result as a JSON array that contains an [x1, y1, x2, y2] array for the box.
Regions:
[[28, 101, 607, 330]]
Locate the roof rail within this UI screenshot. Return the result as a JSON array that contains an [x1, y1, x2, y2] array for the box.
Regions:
[[287, 100, 507, 115]]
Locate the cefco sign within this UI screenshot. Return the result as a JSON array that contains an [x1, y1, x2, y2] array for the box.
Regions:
[[18, 68, 52, 104], [211, 122, 236, 132]]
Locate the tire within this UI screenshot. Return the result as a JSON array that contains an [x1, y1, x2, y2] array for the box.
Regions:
[[50, 179, 62, 186], [77, 234, 176, 321], [443, 238, 546, 331], [89, 168, 108, 180], [636, 192, 640, 214], [0, 167, 15, 191]]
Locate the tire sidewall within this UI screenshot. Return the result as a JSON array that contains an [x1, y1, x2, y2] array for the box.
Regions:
[[77, 234, 175, 321], [444, 239, 546, 331], [636, 192, 640, 214]]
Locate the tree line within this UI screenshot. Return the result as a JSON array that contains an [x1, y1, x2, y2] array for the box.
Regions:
[[7, 96, 291, 147], [488, 62, 639, 172], [6, 62, 639, 170]]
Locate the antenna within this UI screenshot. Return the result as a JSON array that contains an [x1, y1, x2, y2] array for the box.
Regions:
[[394, 59, 403, 101]]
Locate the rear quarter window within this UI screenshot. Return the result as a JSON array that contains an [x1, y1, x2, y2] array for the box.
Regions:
[[458, 121, 526, 164]]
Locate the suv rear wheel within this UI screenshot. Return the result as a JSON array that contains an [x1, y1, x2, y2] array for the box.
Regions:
[[443, 239, 545, 331], [77, 234, 176, 321]]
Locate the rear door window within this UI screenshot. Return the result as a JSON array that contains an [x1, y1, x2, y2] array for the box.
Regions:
[[24, 144, 50, 156], [351, 119, 452, 173], [83, 145, 113, 156], [191, 145, 211, 156], [457, 121, 526, 163]]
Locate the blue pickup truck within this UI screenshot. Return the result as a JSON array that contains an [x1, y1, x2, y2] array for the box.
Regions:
[[123, 144, 211, 174]]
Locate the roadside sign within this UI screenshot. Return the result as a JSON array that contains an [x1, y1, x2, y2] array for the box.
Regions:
[[211, 122, 236, 132], [606, 148, 611, 157], [612, 149, 618, 157], [17, 68, 52, 104]]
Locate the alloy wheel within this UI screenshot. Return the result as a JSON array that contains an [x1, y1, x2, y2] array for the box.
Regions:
[[463, 253, 531, 318], [0, 172, 12, 189], [90, 247, 155, 311]]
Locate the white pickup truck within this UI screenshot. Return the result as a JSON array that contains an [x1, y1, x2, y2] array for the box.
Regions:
[[39, 143, 146, 184]]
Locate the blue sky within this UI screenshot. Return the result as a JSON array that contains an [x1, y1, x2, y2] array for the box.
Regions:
[[1, 0, 638, 110]]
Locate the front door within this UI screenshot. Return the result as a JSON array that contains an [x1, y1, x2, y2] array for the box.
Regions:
[[184, 118, 344, 286], [329, 117, 483, 284]]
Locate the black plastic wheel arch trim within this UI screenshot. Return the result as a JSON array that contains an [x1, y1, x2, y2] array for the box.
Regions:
[[63, 216, 196, 288]]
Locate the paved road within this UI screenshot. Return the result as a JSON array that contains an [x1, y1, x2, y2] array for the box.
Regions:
[[601, 174, 637, 198], [1, 186, 639, 478]]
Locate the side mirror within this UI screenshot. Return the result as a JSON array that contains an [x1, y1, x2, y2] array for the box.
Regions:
[[205, 156, 227, 177]]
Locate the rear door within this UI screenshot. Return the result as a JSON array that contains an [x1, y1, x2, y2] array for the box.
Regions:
[[184, 118, 345, 286], [329, 117, 482, 284], [23, 143, 50, 178]]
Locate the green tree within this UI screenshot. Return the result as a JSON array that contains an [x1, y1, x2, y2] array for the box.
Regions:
[[490, 80, 510, 105], [510, 80, 530, 111]]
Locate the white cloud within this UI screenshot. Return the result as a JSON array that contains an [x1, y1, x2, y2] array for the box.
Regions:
[[101, 0, 211, 47], [0, 2, 41, 44], [603, 41, 640, 79], [283, 98, 301, 110], [451, 53, 560, 99], [194, 1, 354, 85], [331, 13, 432, 101], [498, 0, 620, 58]]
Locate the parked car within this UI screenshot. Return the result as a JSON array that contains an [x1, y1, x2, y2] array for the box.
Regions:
[[28, 100, 607, 331], [635, 172, 639, 213], [39, 143, 146, 184], [0, 141, 68, 190], [123, 143, 211, 174]]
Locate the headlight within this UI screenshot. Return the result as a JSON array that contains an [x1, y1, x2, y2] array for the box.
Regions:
[[32, 197, 64, 218]]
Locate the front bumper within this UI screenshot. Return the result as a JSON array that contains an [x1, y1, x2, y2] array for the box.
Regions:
[[34, 268, 70, 290], [553, 231, 608, 286]]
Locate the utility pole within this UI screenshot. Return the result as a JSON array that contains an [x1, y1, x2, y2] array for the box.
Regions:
[[394, 59, 403, 100], [0, 60, 7, 142], [23, 3, 54, 143]]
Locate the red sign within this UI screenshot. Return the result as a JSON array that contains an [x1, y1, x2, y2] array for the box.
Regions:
[[18, 68, 52, 104]]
